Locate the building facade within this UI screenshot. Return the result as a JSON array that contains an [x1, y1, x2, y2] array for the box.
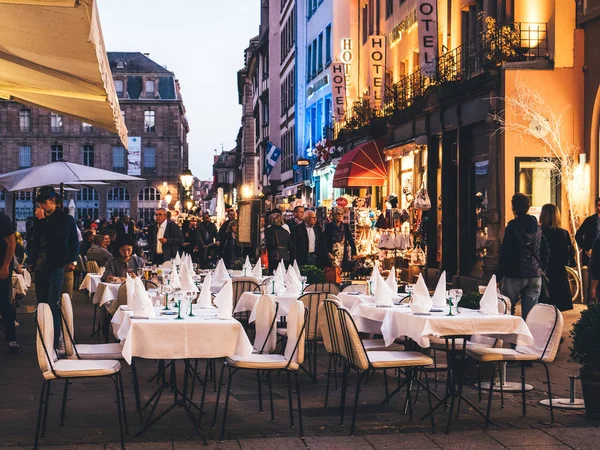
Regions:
[[0, 51, 189, 229]]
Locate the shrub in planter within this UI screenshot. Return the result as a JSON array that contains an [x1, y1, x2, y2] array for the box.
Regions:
[[570, 302, 600, 420], [458, 292, 482, 310], [300, 265, 325, 284]]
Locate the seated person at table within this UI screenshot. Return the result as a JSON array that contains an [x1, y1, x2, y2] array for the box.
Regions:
[[87, 234, 113, 267], [102, 234, 145, 283]]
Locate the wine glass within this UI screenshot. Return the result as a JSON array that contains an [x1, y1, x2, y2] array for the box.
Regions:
[[451, 289, 463, 313], [137, 267, 144, 279], [446, 291, 456, 316]]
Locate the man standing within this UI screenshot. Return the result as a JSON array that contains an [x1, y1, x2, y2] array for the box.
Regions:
[[115, 214, 136, 238], [79, 230, 94, 256], [291, 210, 322, 266], [0, 211, 19, 352], [148, 208, 184, 264], [29, 186, 79, 347], [289, 206, 305, 230], [198, 212, 218, 246], [497, 193, 549, 320], [218, 208, 236, 254]]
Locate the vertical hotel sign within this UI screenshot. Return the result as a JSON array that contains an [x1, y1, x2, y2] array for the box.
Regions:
[[417, 0, 438, 77], [331, 38, 353, 122], [368, 35, 386, 109], [127, 137, 141, 175]]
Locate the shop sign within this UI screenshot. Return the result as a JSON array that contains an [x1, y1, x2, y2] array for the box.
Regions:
[[331, 62, 346, 121], [296, 158, 310, 167], [388, 9, 417, 47], [417, 0, 438, 77], [306, 74, 329, 99], [340, 38, 353, 87], [127, 137, 141, 175], [335, 197, 348, 207], [368, 35, 386, 110]]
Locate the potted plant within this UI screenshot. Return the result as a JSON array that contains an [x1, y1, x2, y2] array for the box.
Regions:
[[458, 291, 482, 310], [300, 265, 325, 284], [570, 303, 600, 420]]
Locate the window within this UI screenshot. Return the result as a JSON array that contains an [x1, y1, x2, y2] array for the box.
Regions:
[[82, 145, 94, 167], [386, 0, 393, 17], [138, 186, 161, 201], [114, 79, 124, 97], [145, 79, 155, 95], [362, 4, 368, 44], [76, 187, 99, 201], [307, 44, 313, 80], [325, 25, 332, 64], [19, 109, 31, 132], [115, 59, 126, 69], [324, 96, 332, 131], [144, 110, 156, 132], [143, 146, 156, 174], [19, 146, 31, 169], [107, 186, 130, 201], [51, 144, 63, 162], [515, 158, 560, 217], [316, 99, 323, 142], [50, 113, 63, 133], [311, 38, 317, 76], [318, 33, 324, 71], [82, 122, 93, 132], [112, 146, 126, 173]]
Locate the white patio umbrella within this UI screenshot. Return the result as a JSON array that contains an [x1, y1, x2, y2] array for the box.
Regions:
[[216, 187, 226, 228], [208, 197, 216, 215], [68, 199, 76, 217]]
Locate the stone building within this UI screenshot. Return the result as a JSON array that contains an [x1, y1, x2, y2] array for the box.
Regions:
[[0, 51, 189, 229]]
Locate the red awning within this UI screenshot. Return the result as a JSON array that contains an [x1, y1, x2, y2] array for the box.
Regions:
[[332, 140, 387, 188]]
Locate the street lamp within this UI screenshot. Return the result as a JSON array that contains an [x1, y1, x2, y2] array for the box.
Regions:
[[165, 190, 172, 205], [180, 168, 194, 192]]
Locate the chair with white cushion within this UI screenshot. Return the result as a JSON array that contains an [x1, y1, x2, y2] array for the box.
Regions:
[[34, 303, 125, 450], [466, 303, 564, 426], [337, 306, 435, 434], [213, 300, 308, 440]]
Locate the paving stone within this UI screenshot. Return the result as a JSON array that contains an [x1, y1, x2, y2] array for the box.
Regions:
[[428, 430, 506, 450], [174, 440, 240, 449], [544, 427, 600, 449], [486, 429, 565, 447], [239, 437, 306, 449], [304, 436, 373, 450], [38, 446, 105, 450], [365, 432, 439, 449]]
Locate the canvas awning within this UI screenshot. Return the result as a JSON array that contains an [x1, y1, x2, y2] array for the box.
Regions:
[[332, 140, 387, 188], [0, 0, 128, 147]]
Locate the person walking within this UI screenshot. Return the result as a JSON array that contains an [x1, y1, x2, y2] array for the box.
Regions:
[[288, 205, 305, 231], [222, 220, 241, 269], [575, 197, 600, 301], [147, 208, 183, 264], [497, 193, 549, 320], [0, 211, 19, 352], [324, 207, 356, 274], [291, 210, 322, 266], [539, 204, 574, 311], [264, 212, 293, 273], [28, 186, 79, 347]]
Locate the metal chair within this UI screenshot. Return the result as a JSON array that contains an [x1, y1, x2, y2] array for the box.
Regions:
[[231, 277, 260, 323], [341, 284, 367, 293], [34, 303, 126, 449], [85, 260, 101, 274], [303, 282, 340, 295], [213, 301, 308, 440], [297, 291, 328, 381]]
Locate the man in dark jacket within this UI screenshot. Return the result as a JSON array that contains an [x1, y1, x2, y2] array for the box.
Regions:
[[198, 212, 218, 245], [497, 193, 549, 320], [218, 208, 236, 254], [575, 197, 600, 265], [28, 186, 79, 346], [291, 210, 322, 266], [147, 208, 184, 264], [113, 215, 136, 238]]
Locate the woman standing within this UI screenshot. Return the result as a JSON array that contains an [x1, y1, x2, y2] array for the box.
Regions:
[[222, 220, 241, 269], [264, 213, 293, 273], [324, 207, 356, 271], [539, 203, 574, 311]]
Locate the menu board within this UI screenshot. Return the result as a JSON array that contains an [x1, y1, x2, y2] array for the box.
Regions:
[[237, 200, 262, 248]]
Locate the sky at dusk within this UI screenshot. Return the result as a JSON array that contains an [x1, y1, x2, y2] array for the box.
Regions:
[[97, 0, 260, 180]]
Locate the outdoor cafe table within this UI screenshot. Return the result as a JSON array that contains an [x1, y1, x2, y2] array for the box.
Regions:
[[111, 306, 253, 441], [235, 291, 299, 321], [352, 303, 534, 431], [79, 273, 103, 294], [92, 281, 121, 307], [12, 273, 28, 296]]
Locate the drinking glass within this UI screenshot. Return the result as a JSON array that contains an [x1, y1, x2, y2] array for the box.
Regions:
[[137, 268, 144, 279], [446, 292, 456, 316]]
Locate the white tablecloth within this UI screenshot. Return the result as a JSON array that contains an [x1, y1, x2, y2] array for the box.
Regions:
[[235, 292, 299, 321], [353, 304, 534, 348], [112, 306, 253, 364], [337, 292, 409, 311], [79, 273, 103, 294], [12, 273, 27, 296], [93, 282, 121, 306]]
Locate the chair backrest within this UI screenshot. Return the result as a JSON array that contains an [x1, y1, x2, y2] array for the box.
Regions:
[[143, 279, 158, 290], [35, 303, 58, 374], [60, 293, 78, 359], [86, 260, 101, 274], [304, 282, 340, 295], [516, 303, 564, 362], [342, 284, 367, 294], [337, 306, 370, 371], [161, 261, 173, 270], [298, 291, 328, 341], [231, 279, 260, 308], [76, 255, 87, 274], [253, 295, 279, 354], [469, 295, 512, 346], [108, 282, 128, 315], [284, 300, 307, 365], [319, 298, 344, 356]]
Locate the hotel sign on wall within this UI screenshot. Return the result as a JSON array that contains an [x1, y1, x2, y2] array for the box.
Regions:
[[331, 38, 353, 122], [416, 0, 438, 77], [368, 35, 386, 109]]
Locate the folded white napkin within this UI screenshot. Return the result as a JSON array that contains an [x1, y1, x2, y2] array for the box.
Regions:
[[375, 271, 394, 306], [214, 278, 233, 319], [174, 252, 181, 265], [180, 261, 199, 292], [132, 277, 156, 318], [275, 261, 286, 279], [243, 256, 252, 271], [369, 264, 381, 294], [283, 267, 302, 295], [125, 274, 135, 308], [480, 275, 499, 314], [386, 266, 398, 296], [293, 260, 301, 278], [213, 259, 229, 286], [252, 259, 263, 278], [410, 274, 432, 313], [197, 273, 212, 307], [431, 271, 447, 308], [169, 264, 180, 288]]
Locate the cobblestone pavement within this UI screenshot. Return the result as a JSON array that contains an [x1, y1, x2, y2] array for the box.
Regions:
[[1, 288, 598, 449]]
